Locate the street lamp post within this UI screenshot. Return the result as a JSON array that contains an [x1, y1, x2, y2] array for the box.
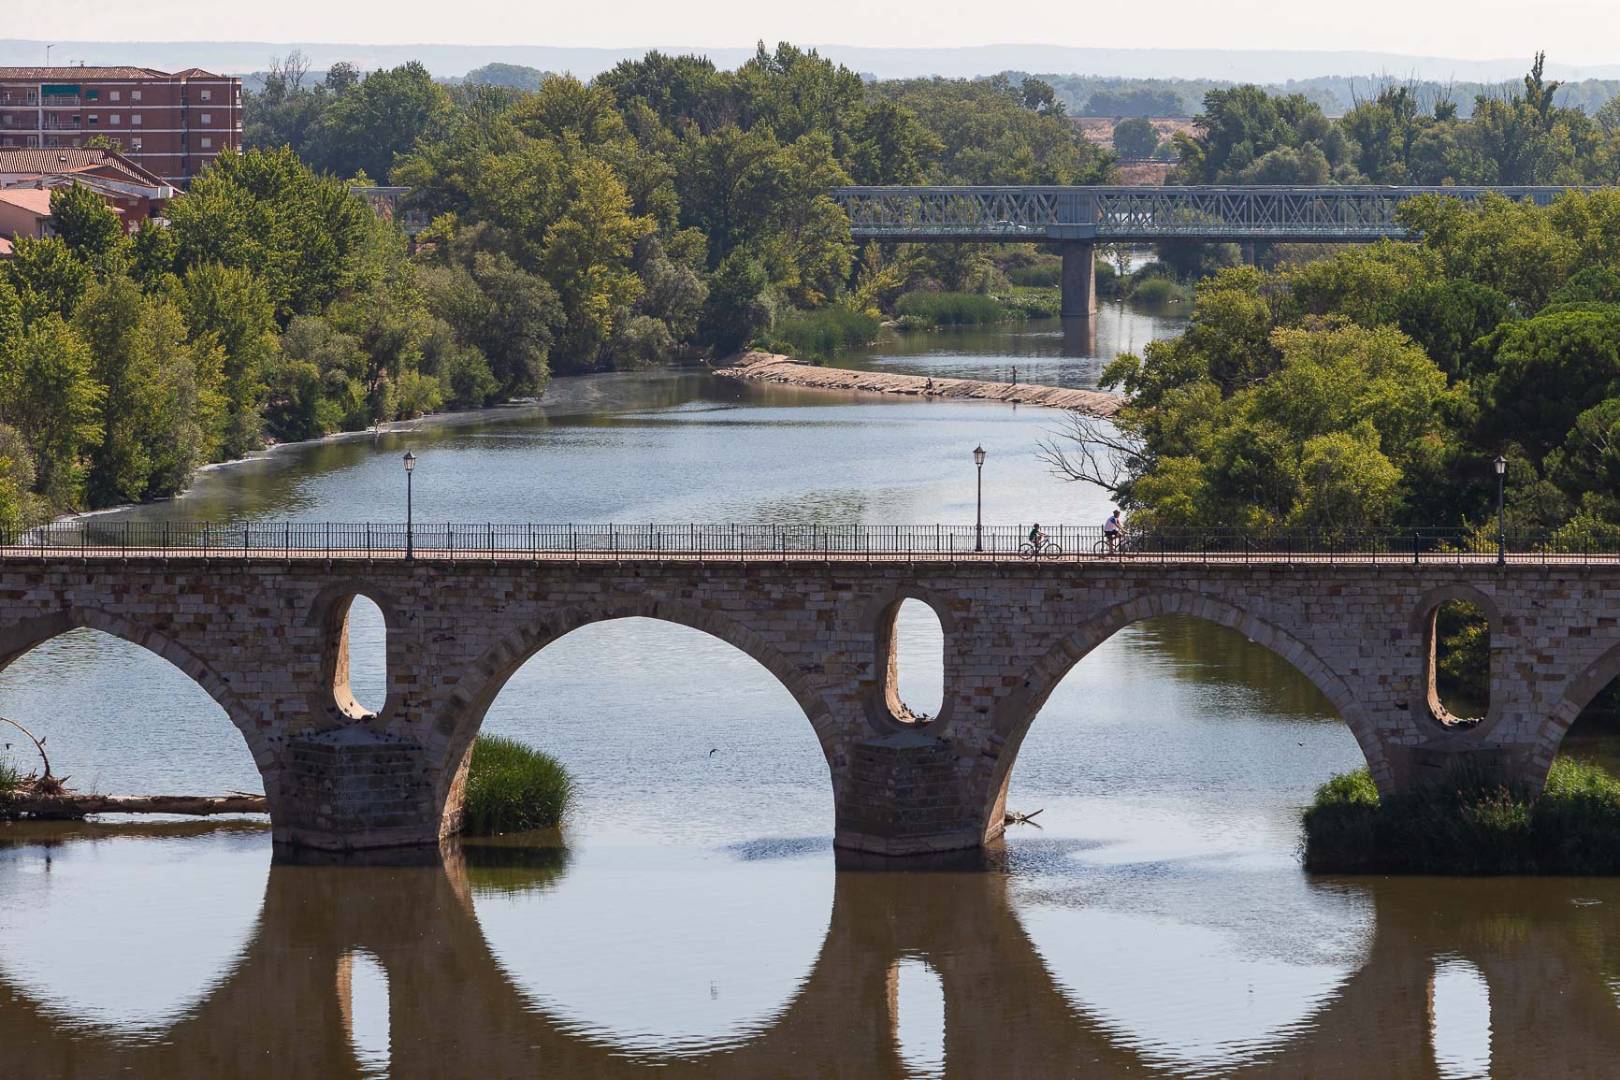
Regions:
[[403, 451, 416, 561], [1494, 454, 1507, 566], [973, 445, 987, 552]]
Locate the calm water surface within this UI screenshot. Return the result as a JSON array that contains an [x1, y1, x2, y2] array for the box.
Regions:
[[4, 305, 1620, 1077]]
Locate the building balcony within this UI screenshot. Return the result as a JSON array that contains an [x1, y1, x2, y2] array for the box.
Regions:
[[40, 96, 83, 108]]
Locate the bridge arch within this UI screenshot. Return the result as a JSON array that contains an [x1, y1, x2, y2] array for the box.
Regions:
[[0, 607, 271, 774], [980, 589, 1385, 833], [1409, 584, 1502, 734], [1546, 637, 1620, 757], [865, 586, 956, 731], [433, 597, 841, 827], [303, 581, 408, 723]]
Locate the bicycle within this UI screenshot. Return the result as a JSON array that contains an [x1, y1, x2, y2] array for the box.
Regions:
[[1093, 533, 1142, 557], [1019, 539, 1063, 560]]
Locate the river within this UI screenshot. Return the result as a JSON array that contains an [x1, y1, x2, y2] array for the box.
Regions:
[[3, 301, 1618, 1078]]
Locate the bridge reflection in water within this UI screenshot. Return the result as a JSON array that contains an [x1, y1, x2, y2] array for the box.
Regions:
[[5, 825, 1620, 1078]]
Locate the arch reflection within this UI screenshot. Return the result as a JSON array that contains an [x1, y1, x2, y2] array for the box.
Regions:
[[4, 829, 1620, 1077]]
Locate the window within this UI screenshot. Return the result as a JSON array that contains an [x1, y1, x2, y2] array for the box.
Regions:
[[88, 115, 98, 124], [200, 137, 212, 149], [110, 91, 120, 101], [130, 90, 142, 102], [200, 113, 211, 124], [109, 115, 120, 125], [200, 90, 212, 101], [131, 139, 142, 150], [86, 89, 99, 101], [131, 114, 141, 126]]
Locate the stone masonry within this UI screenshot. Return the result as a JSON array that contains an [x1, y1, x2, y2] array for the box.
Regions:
[[0, 556, 1616, 854]]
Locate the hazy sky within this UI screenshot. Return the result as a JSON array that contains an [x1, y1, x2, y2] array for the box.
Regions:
[[13, 0, 1620, 66]]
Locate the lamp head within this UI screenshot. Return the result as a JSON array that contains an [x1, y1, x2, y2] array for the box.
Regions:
[[1494, 454, 1506, 476], [973, 445, 986, 467], [403, 450, 416, 473]]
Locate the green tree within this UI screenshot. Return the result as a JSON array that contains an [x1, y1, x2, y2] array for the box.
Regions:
[[0, 314, 104, 506], [309, 62, 452, 182], [1486, 305, 1620, 462], [1112, 117, 1160, 158], [171, 264, 279, 455], [2, 236, 91, 324], [50, 183, 126, 266]]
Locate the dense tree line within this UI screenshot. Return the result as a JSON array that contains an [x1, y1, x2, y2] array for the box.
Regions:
[[1056, 190, 1620, 550], [248, 43, 1110, 372], [0, 43, 1109, 526], [1034, 71, 1620, 122], [0, 154, 505, 526], [1171, 55, 1620, 185]]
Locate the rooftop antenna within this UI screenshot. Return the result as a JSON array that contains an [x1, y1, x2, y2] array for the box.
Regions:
[[45, 44, 54, 66]]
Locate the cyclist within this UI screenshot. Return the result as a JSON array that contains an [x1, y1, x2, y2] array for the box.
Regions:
[[1028, 522, 1047, 548], [1102, 509, 1122, 554]]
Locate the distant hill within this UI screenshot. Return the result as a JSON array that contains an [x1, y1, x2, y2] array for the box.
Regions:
[[6, 39, 1620, 84]]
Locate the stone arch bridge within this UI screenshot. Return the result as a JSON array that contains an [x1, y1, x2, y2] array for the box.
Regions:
[[1, 544, 1617, 854]]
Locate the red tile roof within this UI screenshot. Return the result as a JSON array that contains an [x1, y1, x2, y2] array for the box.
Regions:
[[0, 66, 173, 80], [0, 147, 168, 189], [0, 188, 53, 215], [0, 236, 13, 257]]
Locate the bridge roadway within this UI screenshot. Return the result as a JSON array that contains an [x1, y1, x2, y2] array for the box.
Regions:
[[829, 184, 1591, 314], [0, 527, 1616, 856]]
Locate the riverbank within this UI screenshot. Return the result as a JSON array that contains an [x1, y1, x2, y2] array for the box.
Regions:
[[715, 352, 1121, 416]]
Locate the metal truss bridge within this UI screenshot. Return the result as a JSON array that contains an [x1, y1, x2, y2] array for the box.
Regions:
[[830, 185, 1585, 244]]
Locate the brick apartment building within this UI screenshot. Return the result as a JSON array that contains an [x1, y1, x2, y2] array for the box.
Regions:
[[0, 66, 241, 187]]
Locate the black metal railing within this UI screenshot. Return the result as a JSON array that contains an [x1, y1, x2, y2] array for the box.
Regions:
[[1, 522, 1618, 564]]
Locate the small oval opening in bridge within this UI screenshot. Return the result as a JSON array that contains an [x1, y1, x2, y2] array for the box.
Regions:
[[338, 949, 391, 1078], [1429, 955, 1492, 1080], [882, 599, 945, 724], [333, 594, 387, 718], [889, 955, 946, 1079], [1428, 600, 1490, 726]]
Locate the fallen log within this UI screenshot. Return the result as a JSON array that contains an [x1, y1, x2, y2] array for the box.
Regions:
[[1, 792, 267, 819]]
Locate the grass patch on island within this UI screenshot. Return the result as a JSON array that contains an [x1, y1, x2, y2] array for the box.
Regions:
[[895, 290, 1007, 327], [766, 308, 882, 359], [463, 735, 575, 836], [1302, 758, 1620, 875]]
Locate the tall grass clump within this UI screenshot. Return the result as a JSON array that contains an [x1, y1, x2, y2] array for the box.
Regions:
[[462, 735, 574, 836], [0, 756, 19, 795], [1128, 276, 1191, 305], [895, 291, 1006, 327], [1007, 262, 1061, 287], [1302, 758, 1620, 874], [767, 308, 881, 359]]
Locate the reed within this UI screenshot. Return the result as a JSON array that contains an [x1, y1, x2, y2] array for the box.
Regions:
[[462, 735, 575, 835]]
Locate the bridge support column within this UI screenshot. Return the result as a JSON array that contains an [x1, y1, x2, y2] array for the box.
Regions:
[[1059, 242, 1097, 317], [834, 731, 992, 857], [271, 726, 448, 852]]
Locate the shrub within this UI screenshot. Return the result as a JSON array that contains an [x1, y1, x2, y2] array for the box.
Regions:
[[462, 735, 574, 835], [0, 755, 19, 795], [766, 307, 881, 359], [1302, 758, 1620, 874], [990, 290, 1060, 320], [895, 291, 1007, 327], [1129, 276, 1192, 304], [1007, 262, 1061, 287]]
